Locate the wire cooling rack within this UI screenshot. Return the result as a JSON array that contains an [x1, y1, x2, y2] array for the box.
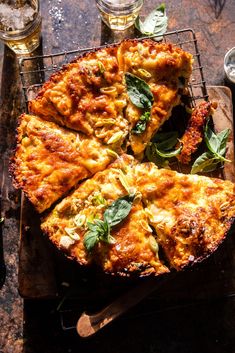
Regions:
[[19, 28, 208, 111]]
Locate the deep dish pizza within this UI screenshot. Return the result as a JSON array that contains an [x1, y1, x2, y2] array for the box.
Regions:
[[29, 39, 193, 157], [11, 38, 235, 277], [41, 154, 235, 275]]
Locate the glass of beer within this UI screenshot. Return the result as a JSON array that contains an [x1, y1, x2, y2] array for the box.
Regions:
[[0, 0, 41, 55]]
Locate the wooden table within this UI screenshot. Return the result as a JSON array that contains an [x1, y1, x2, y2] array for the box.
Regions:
[[0, 1, 235, 352]]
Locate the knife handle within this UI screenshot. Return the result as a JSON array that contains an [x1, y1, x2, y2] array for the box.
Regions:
[[76, 276, 167, 337]]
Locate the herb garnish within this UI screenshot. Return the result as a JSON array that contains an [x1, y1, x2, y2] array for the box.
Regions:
[[191, 122, 230, 174], [125, 72, 153, 135], [132, 111, 151, 135], [125, 73, 153, 109], [146, 131, 182, 167], [135, 3, 168, 40], [84, 194, 135, 252]]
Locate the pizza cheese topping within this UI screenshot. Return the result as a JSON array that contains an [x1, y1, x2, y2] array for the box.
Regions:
[[41, 154, 235, 276], [11, 39, 235, 277]]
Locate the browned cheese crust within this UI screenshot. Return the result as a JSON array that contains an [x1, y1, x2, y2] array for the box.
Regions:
[[29, 39, 193, 156], [117, 39, 193, 156], [41, 154, 235, 275], [11, 114, 115, 212], [41, 155, 169, 276], [11, 39, 235, 277], [29, 44, 129, 147], [135, 162, 235, 270]]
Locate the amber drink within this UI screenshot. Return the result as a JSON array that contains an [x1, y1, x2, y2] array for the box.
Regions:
[[0, 0, 41, 55], [96, 0, 143, 30]]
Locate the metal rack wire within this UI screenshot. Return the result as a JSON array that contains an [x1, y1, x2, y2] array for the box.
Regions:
[[19, 28, 208, 111]]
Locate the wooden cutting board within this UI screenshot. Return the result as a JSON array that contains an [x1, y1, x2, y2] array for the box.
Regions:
[[18, 86, 235, 304]]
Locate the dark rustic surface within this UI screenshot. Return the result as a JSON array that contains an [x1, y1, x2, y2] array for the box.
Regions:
[[1, 1, 235, 352]]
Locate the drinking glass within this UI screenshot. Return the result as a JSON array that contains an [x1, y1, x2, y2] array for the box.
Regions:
[[96, 0, 143, 31], [0, 0, 41, 55]]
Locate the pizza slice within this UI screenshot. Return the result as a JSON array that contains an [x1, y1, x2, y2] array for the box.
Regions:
[[29, 45, 129, 147], [117, 39, 193, 156], [11, 114, 117, 213], [41, 154, 170, 276], [29, 39, 193, 157], [135, 162, 235, 270]]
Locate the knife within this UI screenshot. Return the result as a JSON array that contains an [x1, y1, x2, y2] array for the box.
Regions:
[[76, 275, 170, 337]]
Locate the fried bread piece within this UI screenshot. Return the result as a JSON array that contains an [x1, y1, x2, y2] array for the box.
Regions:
[[11, 114, 116, 213], [41, 155, 169, 276], [177, 101, 212, 164]]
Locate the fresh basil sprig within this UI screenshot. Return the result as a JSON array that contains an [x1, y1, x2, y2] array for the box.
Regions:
[[135, 3, 168, 40], [132, 111, 151, 135], [146, 131, 182, 167], [190, 152, 220, 174], [191, 122, 230, 174], [84, 194, 135, 252], [125, 72, 153, 134], [125, 73, 153, 109]]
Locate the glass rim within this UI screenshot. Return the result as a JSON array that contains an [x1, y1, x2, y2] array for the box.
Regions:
[[224, 47, 235, 83], [96, 0, 143, 15], [0, 12, 41, 40]]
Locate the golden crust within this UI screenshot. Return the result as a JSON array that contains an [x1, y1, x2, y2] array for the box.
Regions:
[[29, 39, 193, 155], [135, 162, 235, 270], [11, 114, 114, 212], [41, 155, 169, 276], [41, 154, 235, 275], [29, 45, 129, 147], [11, 39, 235, 277], [118, 39, 193, 155]]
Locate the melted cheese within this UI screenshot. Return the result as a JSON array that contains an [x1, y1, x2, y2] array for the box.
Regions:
[[41, 154, 235, 275], [29, 39, 193, 156], [135, 162, 235, 270], [12, 114, 116, 212], [41, 155, 169, 276]]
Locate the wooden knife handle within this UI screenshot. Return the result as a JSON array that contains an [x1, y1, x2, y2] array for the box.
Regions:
[[76, 276, 168, 337]]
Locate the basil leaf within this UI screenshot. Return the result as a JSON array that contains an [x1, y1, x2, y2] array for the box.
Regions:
[[204, 123, 230, 162], [104, 194, 135, 227], [217, 128, 230, 156], [145, 143, 169, 168], [84, 219, 112, 251], [132, 111, 151, 135], [154, 131, 178, 150], [135, 3, 168, 39], [190, 152, 219, 174], [100, 233, 116, 245], [125, 73, 153, 109], [84, 195, 135, 252], [204, 122, 220, 154], [84, 231, 99, 252], [156, 144, 182, 158]]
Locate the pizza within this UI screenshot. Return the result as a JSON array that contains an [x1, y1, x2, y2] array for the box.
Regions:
[[11, 38, 235, 277], [11, 114, 116, 212], [29, 39, 193, 157], [41, 154, 235, 276]]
